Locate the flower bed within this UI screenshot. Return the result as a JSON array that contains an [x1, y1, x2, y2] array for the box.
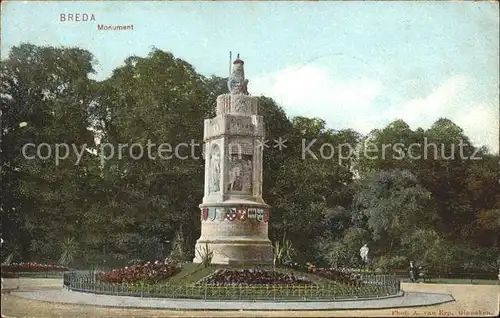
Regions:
[[311, 267, 362, 285], [284, 262, 363, 285], [97, 261, 181, 284], [1, 262, 69, 273], [196, 268, 314, 286]]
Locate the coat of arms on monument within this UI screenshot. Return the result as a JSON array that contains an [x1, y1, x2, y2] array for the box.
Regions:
[[256, 209, 264, 221], [208, 207, 217, 221], [216, 208, 225, 221], [248, 208, 257, 219], [263, 209, 269, 223], [201, 208, 208, 221], [226, 208, 238, 221], [237, 207, 248, 221]]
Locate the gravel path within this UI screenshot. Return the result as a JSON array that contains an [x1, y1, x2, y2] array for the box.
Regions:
[[6, 289, 453, 310], [1, 279, 499, 317]]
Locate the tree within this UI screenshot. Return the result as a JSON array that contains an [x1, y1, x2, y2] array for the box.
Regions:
[[268, 118, 359, 261], [352, 169, 435, 256], [401, 228, 448, 271], [318, 227, 371, 268], [357, 119, 419, 173], [317, 206, 352, 241], [353, 117, 500, 265], [1, 43, 97, 263], [89, 49, 215, 263]]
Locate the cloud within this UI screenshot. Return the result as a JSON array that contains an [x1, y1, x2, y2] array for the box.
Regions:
[[250, 67, 498, 154], [388, 75, 469, 124], [251, 65, 384, 132], [451, 102, 499, 154], [388, 75, 499, 153]]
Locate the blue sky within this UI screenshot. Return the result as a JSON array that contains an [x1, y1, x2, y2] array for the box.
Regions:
[[2, 1, 499, 153]]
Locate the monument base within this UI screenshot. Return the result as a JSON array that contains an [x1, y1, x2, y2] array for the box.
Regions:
[[193, 238, 273, 265]]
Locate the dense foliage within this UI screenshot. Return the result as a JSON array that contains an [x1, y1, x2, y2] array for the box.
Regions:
[[1, 44, 499, 273]]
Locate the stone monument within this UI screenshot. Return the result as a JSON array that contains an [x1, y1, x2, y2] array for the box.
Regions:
[[193, 55, 273, 265]]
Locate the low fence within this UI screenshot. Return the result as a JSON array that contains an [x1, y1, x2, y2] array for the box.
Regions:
[[391, 270, 499, 283], [62, 270, 401, 301]]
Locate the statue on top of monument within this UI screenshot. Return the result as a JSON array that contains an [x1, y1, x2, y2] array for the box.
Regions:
[[228, 54, 249, 95]]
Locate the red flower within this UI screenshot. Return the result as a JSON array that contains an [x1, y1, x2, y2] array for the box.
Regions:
[[1, 262, 69, 273], [97, 262, 181, 284]]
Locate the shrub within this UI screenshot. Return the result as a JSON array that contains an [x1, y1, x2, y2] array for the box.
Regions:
[[195, 242, 213, 268], [273, 233, 296, 267], [374, 255, 407, 273], [169, 228, 193, 262], [2, 253, 13, 266], [58, 237, 78, 267]]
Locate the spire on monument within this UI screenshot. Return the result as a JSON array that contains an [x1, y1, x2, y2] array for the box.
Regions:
[[233, 53, 244, 65], [228, 53, 249, 95]]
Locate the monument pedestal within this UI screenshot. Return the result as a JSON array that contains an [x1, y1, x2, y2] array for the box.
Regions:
[[194, 201, 273, 265], [194, 238, 273, 265]]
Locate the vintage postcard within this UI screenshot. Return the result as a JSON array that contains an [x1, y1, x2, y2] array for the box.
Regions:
[[1, 1, 499, 317]]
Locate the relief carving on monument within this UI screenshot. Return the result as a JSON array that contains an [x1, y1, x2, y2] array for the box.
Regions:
[[229, 140, 253, 156], [209, 144, 221, 193], [205, 118, 222, 139], [254, 178, 262, 196], [216, 95, 231, 115], [254, 116, 264, 136], [231, 94, 250, 113], [211, 120, 221, 136], [227, 154, 253, 193], [230, 117, 253, 135]]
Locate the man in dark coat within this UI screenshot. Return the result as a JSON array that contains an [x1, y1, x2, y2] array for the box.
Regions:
[[408, 261, 418, 283]]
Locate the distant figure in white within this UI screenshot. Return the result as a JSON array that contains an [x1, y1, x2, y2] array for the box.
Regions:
[[360, 244, 369, 264]]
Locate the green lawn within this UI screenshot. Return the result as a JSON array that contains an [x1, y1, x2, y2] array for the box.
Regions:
[[165, 263, 215, 284]]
